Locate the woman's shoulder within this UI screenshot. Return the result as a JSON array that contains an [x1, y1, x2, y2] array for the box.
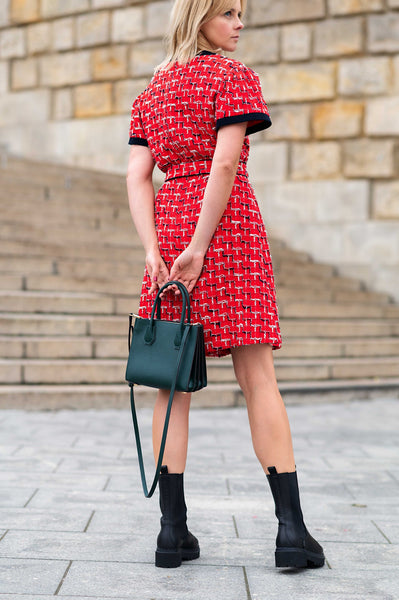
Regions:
[[200, 53, 258, 81]]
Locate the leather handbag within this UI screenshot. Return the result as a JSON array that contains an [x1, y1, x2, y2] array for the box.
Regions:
[[126, 280, 207, 497]]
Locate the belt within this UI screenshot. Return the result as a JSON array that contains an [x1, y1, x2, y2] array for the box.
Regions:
[[164, 160, 248, 182]]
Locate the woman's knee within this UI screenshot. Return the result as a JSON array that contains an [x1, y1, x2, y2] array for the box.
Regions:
[[231, 344, 278, 395]]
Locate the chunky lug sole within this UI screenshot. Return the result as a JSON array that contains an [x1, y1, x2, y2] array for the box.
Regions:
[[155, 546, 200, 568], [275, 547, 325, 569]]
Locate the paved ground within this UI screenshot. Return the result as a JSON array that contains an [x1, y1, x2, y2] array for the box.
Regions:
[[0, 397, 398, 600]]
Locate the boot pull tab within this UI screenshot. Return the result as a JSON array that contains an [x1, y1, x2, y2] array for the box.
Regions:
[[268, 466, 278, 475]]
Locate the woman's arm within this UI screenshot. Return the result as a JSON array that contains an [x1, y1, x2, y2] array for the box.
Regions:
[[126, 145, 170, 294], [169, 121, 247, 292]]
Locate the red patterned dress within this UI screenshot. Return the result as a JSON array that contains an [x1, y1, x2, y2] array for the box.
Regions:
[[129, 52, 282, 357]]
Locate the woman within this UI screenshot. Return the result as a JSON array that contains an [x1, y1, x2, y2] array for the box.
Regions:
[[127, 0, 325, 570]]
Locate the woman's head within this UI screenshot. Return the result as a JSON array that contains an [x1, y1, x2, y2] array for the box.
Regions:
[[161, 0, 246, 68]]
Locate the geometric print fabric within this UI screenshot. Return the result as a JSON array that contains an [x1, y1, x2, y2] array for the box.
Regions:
[[129, 53, 282, 356]]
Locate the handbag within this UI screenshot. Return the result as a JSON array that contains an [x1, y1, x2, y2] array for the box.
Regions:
[[126, 280, 207, 497]]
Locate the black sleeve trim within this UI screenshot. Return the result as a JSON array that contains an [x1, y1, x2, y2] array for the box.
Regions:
[[216, 112, 272, 136], [129, 137, 149, 146]]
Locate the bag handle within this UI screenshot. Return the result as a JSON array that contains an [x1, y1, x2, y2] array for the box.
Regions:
[[145, 281, 191, 348], [129, 323, 191, 498]]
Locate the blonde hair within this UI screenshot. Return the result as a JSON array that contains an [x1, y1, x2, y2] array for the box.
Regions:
[[158, 0, 246, 69]]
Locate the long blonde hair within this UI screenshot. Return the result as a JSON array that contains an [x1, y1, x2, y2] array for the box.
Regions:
[[158, 0, 246, 69]]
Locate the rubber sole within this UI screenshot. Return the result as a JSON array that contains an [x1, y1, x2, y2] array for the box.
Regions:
[[275, 547, 325, 569], [155, 546, 200, 569]]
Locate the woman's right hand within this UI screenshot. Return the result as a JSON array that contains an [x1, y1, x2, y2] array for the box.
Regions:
[[145, 249, 170, 294]]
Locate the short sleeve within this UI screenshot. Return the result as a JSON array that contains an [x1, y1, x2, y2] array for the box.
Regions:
[[128, 95, 148, 146], [215, 65, 272, 136]]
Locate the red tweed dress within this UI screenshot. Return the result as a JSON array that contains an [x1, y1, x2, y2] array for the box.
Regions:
[[129, 52, 282, 357]]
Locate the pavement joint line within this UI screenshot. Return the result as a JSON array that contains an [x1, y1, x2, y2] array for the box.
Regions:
[[232, 515, 239, 538], [83, 510, 96, 533], [102, 475, 112, 491], [23, 488, 38, 508], [225, 478, 231, 496], [52, 457, 64, 473], [242, 565, 253, 600], [0, 530, 8, 542], [343, 482, 357, 500], [371, 520, 392, 544], [70, 436, 80, 448], [10, 444, 23, 456], [387, 469, 399, 484], [54, 559, 73, 596]]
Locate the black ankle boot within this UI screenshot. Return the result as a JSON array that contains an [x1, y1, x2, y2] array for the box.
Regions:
[[266, 466, 325, 568], [155, 466, 200, 568]]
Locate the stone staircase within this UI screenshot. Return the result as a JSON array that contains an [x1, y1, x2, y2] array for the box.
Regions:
[[1, 155, 399, 409]]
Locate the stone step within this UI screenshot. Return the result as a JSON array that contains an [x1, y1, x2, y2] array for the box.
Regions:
[[275, 272, 363, 291], [0, 291, 116, 315], [0, 379, 398, 410], [1, 312, 398, 338], [25, 275, 142, 296], [281, 318, 399, 338], [1, 356, 399, 385], [1, 335, 399, 360], [1, 221, 137, 246], [277, 286, 392, 305], [1, 157, 127, 193], [278, 301, 389, 319], [0, 240, 142, 262]]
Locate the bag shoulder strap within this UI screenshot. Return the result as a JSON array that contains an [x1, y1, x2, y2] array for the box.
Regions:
[[129, 325, 191, 498]]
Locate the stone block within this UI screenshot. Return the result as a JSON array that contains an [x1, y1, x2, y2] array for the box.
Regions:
[[0, 361, 21, 383], [313, 100, 363, 138], [368, 13, 399, 52], [338, 56, 390, 96], [93, 45, 128, 81], [372, 182, 399, 219], [261, 179, 368, 226], [11, 0, 39, 23], [111, 7, 145, 43], [40, 51, 91, 87], [11, 56, 37, 89], [343, 222, 399, 266], [41, 0, 89, 18], [114, 78, 149, 114], [27, 22, 51, 54], [281, 24, 312, 62], [74, 83, 113, 118], [247, 142, 288, 183], [0, 88, 50, 126], [146, 0, 174, 38], [250, 0, 325, 25], [0, 27, 25, 59], [366, 97, 399, 134], [315, 17, 363, 56], [0, 558, 70, 595], [130, 39, 165, 77], [266, 104, 311, 140], [92, 0, 125, 6], [0, 60, 8, 94], [77, 11, 110, 48], [0, 0, 10, 27], [52, 17, 74, 52], [344, 139, 394, 178], [53, 88, 73, 120], [328, 0, 383, 13], [291, 142, 341, 180], [389, 0, 399, 6], [259, 62, 335, 103], [234, 27, 279, 65]]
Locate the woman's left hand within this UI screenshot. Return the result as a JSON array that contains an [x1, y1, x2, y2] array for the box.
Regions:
[[169, 248, 204, 293]]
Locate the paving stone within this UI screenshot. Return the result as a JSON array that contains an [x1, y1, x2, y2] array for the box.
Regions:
[[0, 558, 69, 594], [60, 562, 248, 599], [0, 507, 92, 532], [246, 566, 389, 600], [0, 488, 38, 508]]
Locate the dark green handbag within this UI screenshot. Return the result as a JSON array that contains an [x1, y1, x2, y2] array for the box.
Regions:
[[126, 281, 207, 497]]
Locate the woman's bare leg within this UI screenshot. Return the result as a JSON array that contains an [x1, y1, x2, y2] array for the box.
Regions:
[[152, 390, 191, 473], [231, 344, 295, 473]]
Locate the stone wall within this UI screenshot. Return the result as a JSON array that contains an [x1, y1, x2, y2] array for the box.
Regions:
[[1, 0, 399, 300]]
